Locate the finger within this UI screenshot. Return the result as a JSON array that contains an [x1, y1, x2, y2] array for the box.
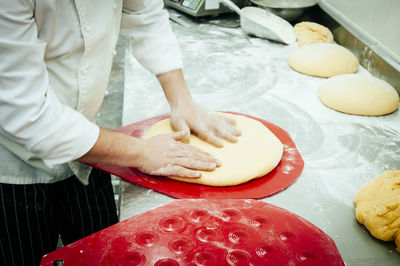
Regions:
[[216, 129, 238, 143], [196, 129, 224, 148], [215, 114, 241, 136], [215, 125, 241, 143], [176, 142, 214, 156], [231, 126, 242, 136], [173, 158, 217, 171], [153, 165, 201, 179], [220, 115, 237, 126], [171, 117, 190, 140], [175, 149, 220, 165], [204, 133, 224, 148], [170, 131, 188, 142], [220, 119, 242, 137]]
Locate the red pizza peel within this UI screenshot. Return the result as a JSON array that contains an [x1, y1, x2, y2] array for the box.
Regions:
[[90, 112, 304, 199]]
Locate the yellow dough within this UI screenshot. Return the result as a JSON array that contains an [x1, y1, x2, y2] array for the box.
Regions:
[[354, 170, 400, 252], [318, 74, 399, 116], [294, 22, 334, 47], [143, 113, 283, 186], [289, 43, 359, 78]]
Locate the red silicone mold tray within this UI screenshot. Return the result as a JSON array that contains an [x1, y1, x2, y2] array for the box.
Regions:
[[90, 112, 304, 199], [41, 199, 344, 266]]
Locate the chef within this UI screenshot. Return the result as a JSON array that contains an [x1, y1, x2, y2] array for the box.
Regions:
[[0, 0, 241, 265]]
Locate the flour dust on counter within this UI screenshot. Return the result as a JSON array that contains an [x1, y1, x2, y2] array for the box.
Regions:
[[122, 12, 400, 263]]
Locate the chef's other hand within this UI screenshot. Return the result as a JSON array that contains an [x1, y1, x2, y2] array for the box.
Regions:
[[136, 131, 221, 178], [171, 102, 242, 147]]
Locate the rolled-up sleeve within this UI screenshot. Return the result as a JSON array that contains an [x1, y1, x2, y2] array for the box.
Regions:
[[120, 0, 183, 75], [0, 0, 99, 166]]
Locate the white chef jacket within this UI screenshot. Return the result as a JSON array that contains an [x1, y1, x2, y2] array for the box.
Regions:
[[0, 0, 183, 184]]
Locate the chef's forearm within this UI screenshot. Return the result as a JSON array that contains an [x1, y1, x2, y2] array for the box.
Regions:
[[157, 69, 195, 110], [77, 128, 142, 168]]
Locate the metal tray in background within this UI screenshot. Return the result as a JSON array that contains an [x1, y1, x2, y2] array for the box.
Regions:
[[250, 0, 320, 21], [251, 0, 319, 8], [309, 3, 400, 94]]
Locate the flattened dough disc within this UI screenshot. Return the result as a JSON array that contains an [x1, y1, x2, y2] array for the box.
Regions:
[[143, 113, 284, 186]]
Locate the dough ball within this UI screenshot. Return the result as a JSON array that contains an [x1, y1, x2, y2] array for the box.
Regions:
[[143, 113, 283, 187], [318, 74, 399, 116], [289, 43, 359, 78], [354, 170, 400, 252], [294, 21, 334, 47]]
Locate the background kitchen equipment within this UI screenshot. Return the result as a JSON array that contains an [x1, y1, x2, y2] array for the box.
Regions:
[[163, 0, 248, 17], [250, 0, 320, 21], [164, 0, 319, 21], [219, 0, 296, 44]]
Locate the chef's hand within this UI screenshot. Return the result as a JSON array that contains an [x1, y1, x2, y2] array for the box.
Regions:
[[136, 131, 221, 178], [157, 69, 241, 147], [171, 102, 242, 147]]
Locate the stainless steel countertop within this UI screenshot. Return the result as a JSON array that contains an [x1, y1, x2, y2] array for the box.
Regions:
[[120, 12, 400, 266]]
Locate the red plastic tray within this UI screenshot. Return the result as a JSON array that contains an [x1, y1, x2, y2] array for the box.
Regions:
[[41, 199, 344, 266], [90, 112, 304, 199]]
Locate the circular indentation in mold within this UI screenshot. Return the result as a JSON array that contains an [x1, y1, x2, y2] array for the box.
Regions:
[[194, 251, 217, 266], [251, 216, 270, 228], [228, 230, 249, 244], [52, 260, 64, 266], [297, 252, 315, 262], [279, 231, 297, 243], [189, 209, 210, 223], [168, 239, 192, 254], [255, 245, 274, 258], [110, 236, 129, 251], [196, 227, 218, 242], [135, 231, 159, 247], [125, 251, 146, 266], [159, 216, 185, 232], [226, 250, 251, 265], [221, 209, 241, 222], [154, 258, 179, 266]]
